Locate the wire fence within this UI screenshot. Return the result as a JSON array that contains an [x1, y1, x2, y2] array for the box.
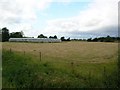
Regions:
[[3, 48, 119, 88]]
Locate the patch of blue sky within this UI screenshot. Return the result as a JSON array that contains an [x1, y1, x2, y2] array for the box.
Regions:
[[33, 2, 91, 33], [43, 2, 91, 19]]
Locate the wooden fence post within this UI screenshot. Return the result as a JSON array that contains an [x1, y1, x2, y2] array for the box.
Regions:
[[39, 52, 41, 61], [71, 62, 74, 74], [10, 48, 12, 53], [24, 51, 25, 55]]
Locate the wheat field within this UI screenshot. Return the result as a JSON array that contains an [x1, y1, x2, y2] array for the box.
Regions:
[[2, 41, 118, 63]]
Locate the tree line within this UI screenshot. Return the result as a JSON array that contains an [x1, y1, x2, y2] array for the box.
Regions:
[[87, 35, 120, 42], [0, 27, 70, 42], [0, 27, 119, 42]]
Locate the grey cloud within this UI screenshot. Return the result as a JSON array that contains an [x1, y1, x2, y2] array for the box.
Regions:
[[93, 26, 118, 36], [67, 26, 118, 38]]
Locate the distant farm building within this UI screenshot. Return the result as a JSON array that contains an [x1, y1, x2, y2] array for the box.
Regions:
[[9, 38, 61, 43]]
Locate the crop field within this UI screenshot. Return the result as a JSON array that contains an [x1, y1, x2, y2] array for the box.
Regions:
[[2, 41, 119, 88]]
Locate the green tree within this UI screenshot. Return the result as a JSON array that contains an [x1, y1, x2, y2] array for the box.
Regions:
[[54, 35, 57, 39], [105, 35, 113, 42], [49, 35, 57, 39], [60, 37, 65, 41], [49, 36, 53, 38], [2, 27, 9, 42], [66, 37, 70, 41], [10, 32, 23, 38], [37, 34, 47, 38], [87, 38, 92, 42], [92, 38, 98, 42]]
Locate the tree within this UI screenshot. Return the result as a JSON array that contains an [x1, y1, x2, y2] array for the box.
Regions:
[[49, 35, 57, 39], [60, 37, 65, 41], [37, 34, 47, 38], [87, 38, 92, 42], [105, 35, 113, 42], [10, 32, 23, 38], [49, 36, 52, 38], [66, 37, 70, 41], [2, 27, 9, 42], [54, 35, 57, 39], [92, 38, 98, 42]]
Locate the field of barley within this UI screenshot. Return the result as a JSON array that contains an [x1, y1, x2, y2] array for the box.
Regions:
[[2, 41, 118, 88]]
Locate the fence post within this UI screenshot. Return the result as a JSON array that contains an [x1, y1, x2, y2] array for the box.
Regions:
[[24, 51, 25, 55], [71, 62, 74, 74], [10, 48, 12, 53], [39, 52, 41, 61]]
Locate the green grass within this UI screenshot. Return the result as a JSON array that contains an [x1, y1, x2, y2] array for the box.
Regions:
[[2, 49, 118, 88], [2, 42, 119, 88], [2, 50, 36, 88]]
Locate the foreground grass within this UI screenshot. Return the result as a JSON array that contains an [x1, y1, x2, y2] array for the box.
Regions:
[[2, 49, 118, 88]]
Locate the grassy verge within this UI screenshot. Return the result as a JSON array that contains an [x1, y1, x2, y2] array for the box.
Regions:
[[2, 50, 118, 88]]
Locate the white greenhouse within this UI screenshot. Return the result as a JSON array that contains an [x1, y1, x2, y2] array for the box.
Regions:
[[9, 38, 61, 43]]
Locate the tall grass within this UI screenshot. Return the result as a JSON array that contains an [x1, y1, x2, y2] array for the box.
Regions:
[[2, 50, 37, 88], [2, 50, 118, 88]]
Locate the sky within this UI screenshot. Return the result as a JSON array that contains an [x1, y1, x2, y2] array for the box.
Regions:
[[0, 0, 119, 39]]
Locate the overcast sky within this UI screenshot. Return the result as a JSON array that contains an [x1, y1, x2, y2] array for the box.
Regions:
[[0, 0, 118, 39]]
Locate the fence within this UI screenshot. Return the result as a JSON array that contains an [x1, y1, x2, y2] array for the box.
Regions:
[[3, 48, 119, 88]]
